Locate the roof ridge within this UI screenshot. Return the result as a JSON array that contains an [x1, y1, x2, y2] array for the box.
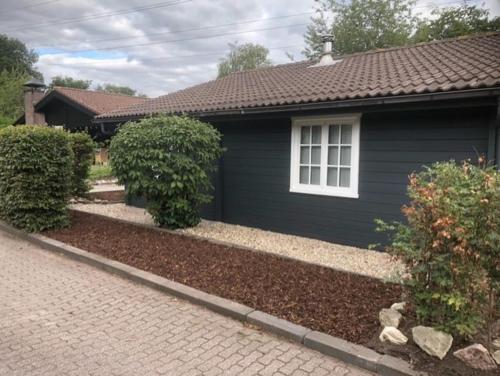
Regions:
[[53, 86, 145, 99], [339, 31, 500, 58], [219, 31, 500, 78]]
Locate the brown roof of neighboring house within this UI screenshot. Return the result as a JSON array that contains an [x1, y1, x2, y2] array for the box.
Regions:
[[96, 32, 500, 121], [37, 86, 147, 115]]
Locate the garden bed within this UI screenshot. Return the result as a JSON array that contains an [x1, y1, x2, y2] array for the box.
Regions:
[[45, 210, 401, 346], [43, 211, 498, 375]]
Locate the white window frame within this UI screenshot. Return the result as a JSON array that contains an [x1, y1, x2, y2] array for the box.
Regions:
[[290, 114, 361, 198]]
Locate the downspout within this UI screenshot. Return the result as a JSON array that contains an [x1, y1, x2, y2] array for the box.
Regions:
[[488, 97, 500, 169]]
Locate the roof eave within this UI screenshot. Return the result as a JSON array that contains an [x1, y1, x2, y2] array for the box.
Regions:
[[35, 90, 98, 117], [93, 87, 500, 123]]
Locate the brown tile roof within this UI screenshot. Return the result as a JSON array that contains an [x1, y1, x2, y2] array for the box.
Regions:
[[40, 87, 147, 115], [97, 33, 500, 120]]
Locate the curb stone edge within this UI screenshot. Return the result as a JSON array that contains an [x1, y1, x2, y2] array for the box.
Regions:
[[0, 220, 425, 376]]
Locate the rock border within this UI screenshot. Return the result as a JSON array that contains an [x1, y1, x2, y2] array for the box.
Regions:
[[0, 220, 425, 376]]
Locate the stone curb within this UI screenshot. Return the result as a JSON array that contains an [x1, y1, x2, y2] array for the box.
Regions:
[[0, 220, 425, 376]]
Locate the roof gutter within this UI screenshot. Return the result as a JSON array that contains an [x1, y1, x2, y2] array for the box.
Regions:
[[94, 87, 500, 123]]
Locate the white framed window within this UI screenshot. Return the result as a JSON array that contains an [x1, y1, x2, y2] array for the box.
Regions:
[[290, 114, 361, 198]]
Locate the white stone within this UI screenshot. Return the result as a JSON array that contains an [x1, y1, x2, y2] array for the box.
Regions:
[[379, 308, 402, 328], [453, 344, 497, 371], [390, 302, 406, 312], [412, 326, 453, 360], [493, 339, 500, 350], [379, 326, 408, 345], [493, 350, 500, 365]]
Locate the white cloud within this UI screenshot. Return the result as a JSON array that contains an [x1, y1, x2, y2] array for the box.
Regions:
[[0, 0, 497, 97]]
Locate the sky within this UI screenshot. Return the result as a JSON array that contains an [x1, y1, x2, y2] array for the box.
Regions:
[[0, 0, 498, 97]]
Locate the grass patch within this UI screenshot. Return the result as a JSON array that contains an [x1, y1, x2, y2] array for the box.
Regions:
[[89, 165, 114, 182]]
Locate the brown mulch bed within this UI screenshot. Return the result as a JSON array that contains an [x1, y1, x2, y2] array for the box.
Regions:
[[44, 210, 401, 346], [88, 190, 125, 203]]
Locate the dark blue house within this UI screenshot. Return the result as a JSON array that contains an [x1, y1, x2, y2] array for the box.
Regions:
[[95, 33, 500, 248]]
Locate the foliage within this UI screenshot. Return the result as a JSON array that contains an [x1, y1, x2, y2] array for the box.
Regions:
[[217, 43, 272, 78], [413, 4, 500, 43], [110, 115, 223, 228], [304, 0, 416, 58], [89, 164, 114, 182], [377, 160, 499, 338], [95, 83, 142, 96], [67, 132, 95, 196], [0, 33, 41, 79], [0, 69, 29, 127], [49, 75, 92, 90], [0, 125, 73, 232]]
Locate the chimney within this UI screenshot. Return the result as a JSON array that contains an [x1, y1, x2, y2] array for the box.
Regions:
[[23, 78, 46, 124], [310, 35, 341, 68]]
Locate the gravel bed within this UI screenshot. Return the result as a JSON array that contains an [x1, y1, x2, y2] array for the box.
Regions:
[[71, 203, 403, 280]]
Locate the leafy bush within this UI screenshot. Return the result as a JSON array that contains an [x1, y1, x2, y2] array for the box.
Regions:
[[0, 125, 73, 232], [67, 132, 94, 196], [377, 160, 499, 338], [110, 115, 223, 228]]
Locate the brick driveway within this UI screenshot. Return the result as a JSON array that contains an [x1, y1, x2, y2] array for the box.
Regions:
[[0, 230, 374, 376]]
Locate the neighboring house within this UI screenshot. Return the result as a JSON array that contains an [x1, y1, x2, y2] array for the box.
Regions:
[[16, 84, 147, 141], [95, 33, 500, 248]]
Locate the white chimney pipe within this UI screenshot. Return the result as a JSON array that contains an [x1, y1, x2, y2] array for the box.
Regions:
[[310, 34, 341, 68]]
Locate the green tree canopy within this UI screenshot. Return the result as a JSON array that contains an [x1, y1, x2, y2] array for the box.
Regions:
[[217, 43, 272, 78], [413, 4, 500, 43], [304, 0, 416, 58], [95, 83, 137, 96], [49, 75, 92, 90], [0, 69, 29, 127], [0, 34, 41, 79]]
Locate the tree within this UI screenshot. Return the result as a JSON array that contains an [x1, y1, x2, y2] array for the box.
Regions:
[[49, 75, 91, 90], [0, 34, 41, 79], [217, 43, 272, 78], [95, 83, 136, 96], [413, 3, 500, 43], [0, 69, 29, 127], [304, 0, 416, 58]]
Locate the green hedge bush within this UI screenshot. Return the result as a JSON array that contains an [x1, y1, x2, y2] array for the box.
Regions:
[[110, 115, 223, 228], [377, 160, 499, 339], [67, 132, 94, 196], [0, 125, 73, 232]]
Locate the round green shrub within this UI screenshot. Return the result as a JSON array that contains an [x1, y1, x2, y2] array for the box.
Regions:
[[0, 125, 73, 232], [67, 132, 95, 196], [110, 115, 223, 228]]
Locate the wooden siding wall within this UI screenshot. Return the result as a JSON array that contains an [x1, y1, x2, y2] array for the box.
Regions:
[[44, 99, 93, 130], [207, 107, 491, 248]]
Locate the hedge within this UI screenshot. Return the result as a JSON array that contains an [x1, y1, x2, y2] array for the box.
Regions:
[[67, 132, 94, 196], [0, 125, 73, 232]]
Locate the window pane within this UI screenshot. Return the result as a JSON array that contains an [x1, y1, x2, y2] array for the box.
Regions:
[[327, 167, 338, 186], [341, 125, 352, 144], [311, 126, 321, 144], [300, 166, 309, 184], [329, 125, 339, 144], [328, 146, 338, 165], [340, 168, 350, 187], [311, 167, 320, 185], [301, 126, 310, 144], [300, 146, 310, 164], [340, 146, 351, 166], [311, 146, 321, 164]]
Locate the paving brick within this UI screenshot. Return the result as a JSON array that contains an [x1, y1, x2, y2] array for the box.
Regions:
[[0, 230, 374, 376]]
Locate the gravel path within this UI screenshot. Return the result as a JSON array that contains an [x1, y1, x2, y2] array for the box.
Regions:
[[72, 203, 402, 280]]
